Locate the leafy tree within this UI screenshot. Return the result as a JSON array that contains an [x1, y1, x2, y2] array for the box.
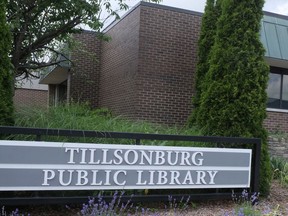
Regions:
[[197, 0, 272, 194], [189, 0, 221, 126], [0, 0, 14, 125], [7, 0, 161, 79]]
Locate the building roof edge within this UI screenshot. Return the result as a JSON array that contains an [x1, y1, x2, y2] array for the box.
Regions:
[[103, 2, 203, 33], [140, 1, 203, 17], [263, 11, 288, 20]]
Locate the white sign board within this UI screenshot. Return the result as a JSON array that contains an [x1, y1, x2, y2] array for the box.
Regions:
[[0, 140, 252, 191]]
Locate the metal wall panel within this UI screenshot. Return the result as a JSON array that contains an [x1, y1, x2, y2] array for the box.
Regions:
[[263, 22, 282, 59], [276, 25, 288, 60], [260, 22, 269, 56], [261, 15, 288, 61]]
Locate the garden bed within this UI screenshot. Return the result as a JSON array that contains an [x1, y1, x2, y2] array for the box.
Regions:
[[2, 181, 287, 215]]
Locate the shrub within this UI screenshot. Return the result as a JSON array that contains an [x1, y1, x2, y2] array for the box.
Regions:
[[188, 0, 221, 126], [195, 0, 272, 195], [0, 0, 14, 126], [271, 157, 288, 187]]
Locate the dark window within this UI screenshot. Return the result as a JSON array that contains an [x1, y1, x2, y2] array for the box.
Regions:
[[267, 67, 288, 109]]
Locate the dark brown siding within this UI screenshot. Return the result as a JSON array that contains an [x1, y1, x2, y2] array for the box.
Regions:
[[70, 31, 101, 108], [99, 7, 141, 118]]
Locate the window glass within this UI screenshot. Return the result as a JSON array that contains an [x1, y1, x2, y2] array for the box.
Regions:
[[267, 73, 281, 108], [282, 75, 288, 109]]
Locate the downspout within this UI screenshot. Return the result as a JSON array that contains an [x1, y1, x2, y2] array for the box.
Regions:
[[67, 68, 71, 105]]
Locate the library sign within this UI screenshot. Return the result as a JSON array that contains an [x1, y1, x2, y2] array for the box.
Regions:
[[0, 141, 252, 191]]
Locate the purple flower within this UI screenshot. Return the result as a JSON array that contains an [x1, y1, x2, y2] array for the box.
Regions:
[[80, 209, 85, 215], [250, 192, 259, 206], [88, 197, 95, 206]]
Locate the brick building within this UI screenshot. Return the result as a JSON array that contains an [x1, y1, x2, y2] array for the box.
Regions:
[[14, 77, 48, 109], [40, 2, 288, 132]]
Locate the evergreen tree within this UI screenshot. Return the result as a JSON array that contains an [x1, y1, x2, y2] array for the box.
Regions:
[[0, 0, 14, 126], [197, 0, 271, 194], [189, 0, 221, 126]]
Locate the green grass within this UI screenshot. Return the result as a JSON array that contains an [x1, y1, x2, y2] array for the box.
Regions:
[[14, 103, 205, 147], [271, 157, 288, 187]]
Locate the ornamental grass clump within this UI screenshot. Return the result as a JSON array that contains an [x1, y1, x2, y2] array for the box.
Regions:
[[225, 190, 262, 216], [226, 189, 282, 216], [14, 102, 201, 147], [271, 157, 288, 187]]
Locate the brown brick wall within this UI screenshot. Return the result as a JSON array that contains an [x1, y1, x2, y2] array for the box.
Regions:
[[70, 31, 101, 108], [136, 5, 201, 125], [98, 7, 141, 117], [98, 3, 201, 125], [264, 111, 288, 133], [68, 2, 287, 134], [14, 88, 48, 109]]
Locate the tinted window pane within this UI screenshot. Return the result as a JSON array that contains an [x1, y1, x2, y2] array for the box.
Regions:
[[282, 75, 288, 109], [267, 73, 281, 108]]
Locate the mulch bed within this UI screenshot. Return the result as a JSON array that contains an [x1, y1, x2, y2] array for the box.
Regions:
[[2, 180, 287, 215]]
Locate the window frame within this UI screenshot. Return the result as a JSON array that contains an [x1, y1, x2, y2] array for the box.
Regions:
[[267, 66, 288, 110]]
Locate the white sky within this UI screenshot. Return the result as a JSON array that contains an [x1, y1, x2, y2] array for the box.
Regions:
[[163, 0, 288, 15], [121, 0, 288, 15]]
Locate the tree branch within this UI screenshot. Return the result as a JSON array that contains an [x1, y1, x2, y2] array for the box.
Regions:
[[42, 46, 72, 63], [18, 59, 70, 70], [19, 16, 82, 62]]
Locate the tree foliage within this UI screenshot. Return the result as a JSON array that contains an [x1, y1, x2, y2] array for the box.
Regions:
[[195, 0, 272, 194], [7, 0, 161, 79], [189, 0, 221, 125], [0, 0, 14, 126]]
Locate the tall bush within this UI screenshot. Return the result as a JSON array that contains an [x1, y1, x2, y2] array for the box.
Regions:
[[189, 0, 221, 126], [197, 0, 272, 194], [0, 0, 14, 126]]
